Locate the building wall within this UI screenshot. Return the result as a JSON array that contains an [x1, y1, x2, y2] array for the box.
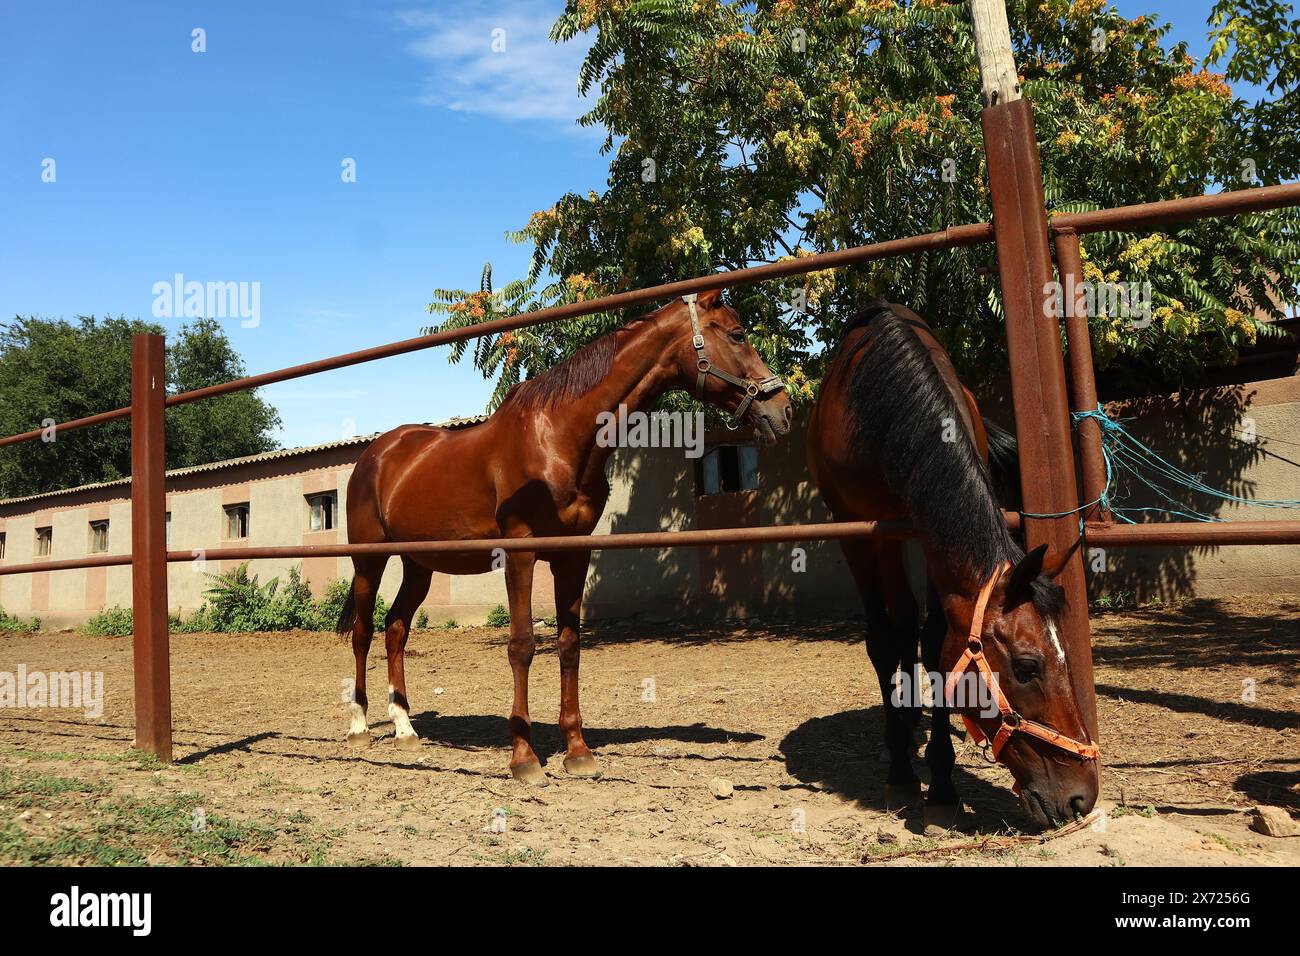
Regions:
[[1088, 375, 1300, 601]]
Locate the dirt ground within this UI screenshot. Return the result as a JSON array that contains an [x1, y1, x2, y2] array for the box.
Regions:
[[1, 596, 1297, 866]]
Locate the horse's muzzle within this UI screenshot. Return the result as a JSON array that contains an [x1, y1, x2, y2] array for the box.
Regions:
[[750, 394, 794, 446]]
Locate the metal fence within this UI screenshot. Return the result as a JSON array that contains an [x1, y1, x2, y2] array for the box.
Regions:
[[3, 105, 1298, 760]]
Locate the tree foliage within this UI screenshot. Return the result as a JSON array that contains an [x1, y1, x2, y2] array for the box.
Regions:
[[0, 316, 281, 498], [428, 0, 1300, 405]]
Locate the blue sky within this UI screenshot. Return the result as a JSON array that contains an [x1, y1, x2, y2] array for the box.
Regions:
[[0, 0, 1255, 449]]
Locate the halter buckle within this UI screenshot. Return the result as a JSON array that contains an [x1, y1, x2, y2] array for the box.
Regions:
[[692, 333, 705, 350]]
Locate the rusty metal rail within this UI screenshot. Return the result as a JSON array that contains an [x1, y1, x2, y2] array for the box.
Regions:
[[0, 222, 995, 448], [3, 180, 1297, 450]]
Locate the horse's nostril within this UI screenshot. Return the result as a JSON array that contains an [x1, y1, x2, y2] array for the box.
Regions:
[[783, 404, 793, 425], [1069, 794, 1090, 819]]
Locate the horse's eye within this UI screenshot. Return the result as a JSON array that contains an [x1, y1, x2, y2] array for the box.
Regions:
[[728, 330, 747, 343], [1011, 657, 1043, 683]]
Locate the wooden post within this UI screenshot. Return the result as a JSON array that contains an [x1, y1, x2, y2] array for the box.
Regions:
[[131, 333, 172, 761], [969, 0, 1099, 745]]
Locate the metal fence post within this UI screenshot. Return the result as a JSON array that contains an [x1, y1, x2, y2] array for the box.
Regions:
[[971, 0, 1099, 750], [131, 333, 172, 761], [1054, 227, 1111, 525]]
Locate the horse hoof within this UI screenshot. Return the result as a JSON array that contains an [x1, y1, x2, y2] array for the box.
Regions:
[[883, 782, 922, 813], [563, 753, 602, 778], [393, 733, 422, 751], [923, 802, 961, 831], [510, 762, 549, 787], [346, 732, 371, 748]]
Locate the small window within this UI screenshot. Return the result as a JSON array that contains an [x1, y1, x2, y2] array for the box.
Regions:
[[695, 445, 760, 496], [0, 532, 6, 560], [165, 511, 172, 546], [224, 503, 250, 540], [89, 520, 109, 553], [306, 492, 337, 532], [35, 526, 53, 557]]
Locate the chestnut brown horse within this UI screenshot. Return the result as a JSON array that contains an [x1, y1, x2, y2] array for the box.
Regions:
[[807, 300, 1098, 829], [337, 290, 792, 784]]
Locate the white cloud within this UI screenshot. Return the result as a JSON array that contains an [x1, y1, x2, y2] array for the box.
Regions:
[[394, 3, 596, 129]]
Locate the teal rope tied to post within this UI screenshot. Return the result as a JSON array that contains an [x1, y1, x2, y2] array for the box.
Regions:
[[1060, 404, 1300, 524]]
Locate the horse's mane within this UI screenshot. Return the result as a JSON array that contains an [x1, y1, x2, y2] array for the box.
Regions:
[[839, 300, 1063, 613], [504, 328, 620, 412]]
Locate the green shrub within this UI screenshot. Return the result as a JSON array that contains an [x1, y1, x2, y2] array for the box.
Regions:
[[443, 619, 459, 630], [0, 607, 40, 632], [84, 606, 134, 637], [414, 609, 429, 629], [316, 576, 387, 632], [485, 604, 510, 628], [83, 566, 399, 635]]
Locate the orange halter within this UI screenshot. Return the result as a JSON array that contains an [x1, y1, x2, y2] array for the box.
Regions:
[[942, 562, 1101, 769]]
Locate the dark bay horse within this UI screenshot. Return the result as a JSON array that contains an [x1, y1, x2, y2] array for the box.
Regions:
[[337, 290, 792, 784], [806, 299, 1098, 829]]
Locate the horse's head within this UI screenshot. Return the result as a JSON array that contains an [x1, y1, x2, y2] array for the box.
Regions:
[[941, 544, 1099, 829], [664, 290, 793, 445]]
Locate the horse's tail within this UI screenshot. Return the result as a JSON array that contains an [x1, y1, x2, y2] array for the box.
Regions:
[[982, 416, 1022, 511], [336, 578, 358, 636]]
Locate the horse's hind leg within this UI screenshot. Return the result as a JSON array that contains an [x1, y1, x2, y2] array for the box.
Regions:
[[921, 579, 959, 823], [347, 557, 385, 747], [385, 557, 433, 750]]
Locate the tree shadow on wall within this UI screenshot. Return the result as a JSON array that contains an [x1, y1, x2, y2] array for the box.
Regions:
[[582, 415, 864, 633], [1090, 385, 1292, 602]]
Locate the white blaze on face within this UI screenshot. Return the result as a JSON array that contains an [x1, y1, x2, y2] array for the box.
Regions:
[[1046, 619, 1066, 664], [388, 684, 417, 740]]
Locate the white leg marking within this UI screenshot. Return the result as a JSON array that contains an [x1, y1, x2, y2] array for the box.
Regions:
[[348, 701, 368, 737], [1046, 620, 1066, 664], [388, 684, 418, 740]]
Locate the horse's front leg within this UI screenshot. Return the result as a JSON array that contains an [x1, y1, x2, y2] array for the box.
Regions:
[[554, 551, 599, 777], [504, 551, 547, 786]]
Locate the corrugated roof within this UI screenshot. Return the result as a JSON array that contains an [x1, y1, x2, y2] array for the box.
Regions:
[[0, 414, 490, 508]]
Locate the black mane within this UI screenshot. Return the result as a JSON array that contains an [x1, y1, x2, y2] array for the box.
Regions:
[[840, 300, 1063, 613]]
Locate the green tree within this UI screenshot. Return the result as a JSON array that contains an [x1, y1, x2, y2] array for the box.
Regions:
[[428, 0, 1300, 404], [0, 316, 280, 498]]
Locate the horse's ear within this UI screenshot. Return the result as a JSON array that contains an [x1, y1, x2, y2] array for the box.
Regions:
[[697, 288, 724, 308], [1003, 544, 1048, 608], [1042, 547, 1071, 580]]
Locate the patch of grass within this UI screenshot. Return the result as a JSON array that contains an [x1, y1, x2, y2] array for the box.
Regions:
[[500, 846, 547, 866], [1207, 832, 1245, 855], [83, 606, 134, 636], [0, 765, 368, 866], [485, 605, 510, 628], [1111, 804, 1157, 819], [0, 606, 40, 632], [0, 746, 194, 775]]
